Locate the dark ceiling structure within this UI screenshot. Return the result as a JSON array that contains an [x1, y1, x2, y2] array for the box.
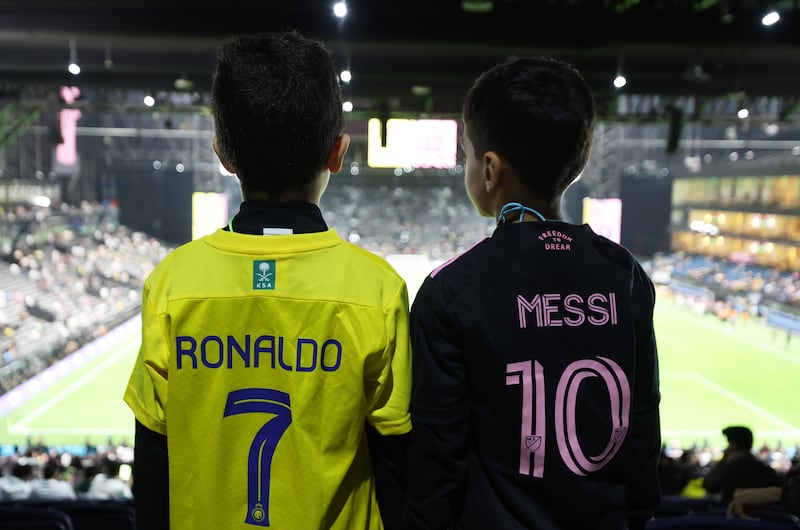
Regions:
[[1, 0, 799, 117]]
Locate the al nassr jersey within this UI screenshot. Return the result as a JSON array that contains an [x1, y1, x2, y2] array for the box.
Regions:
[[406, 220, 661, 530], [125, 227, 411, 530]]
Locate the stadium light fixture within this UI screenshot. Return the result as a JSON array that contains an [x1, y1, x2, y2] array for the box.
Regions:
[[343, 101, 354, 112], [737, 107, 749, 119], [333, 1, 347, 18], [104, 41, 114, 69], [67, 39, 80, 75], [340, 70, 352, 83], [144, 95, 155, 107], [761, 10, 780, 26], [613, 51, 626, 89]]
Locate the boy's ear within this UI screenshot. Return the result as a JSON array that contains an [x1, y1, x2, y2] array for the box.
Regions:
[[483, 150, 503, 193], [326, 134, 351, 173], [212, 136, 236, 174]]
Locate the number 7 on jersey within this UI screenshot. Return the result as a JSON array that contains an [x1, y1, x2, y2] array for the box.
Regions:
[[224, 388, 293, 527]]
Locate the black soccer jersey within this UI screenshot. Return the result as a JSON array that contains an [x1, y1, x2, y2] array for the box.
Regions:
[[405, 220, 661, 530]]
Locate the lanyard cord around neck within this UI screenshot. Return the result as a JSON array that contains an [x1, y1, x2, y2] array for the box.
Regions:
[[497, 202, 546, 223]]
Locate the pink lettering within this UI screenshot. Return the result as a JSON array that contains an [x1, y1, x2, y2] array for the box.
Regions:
[[518, 292, 618, 329]]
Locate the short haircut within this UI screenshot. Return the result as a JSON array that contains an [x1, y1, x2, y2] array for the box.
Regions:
[[463, 57, 596, 200], [212, 31, 344, 195], [722, 425, 754, 450]]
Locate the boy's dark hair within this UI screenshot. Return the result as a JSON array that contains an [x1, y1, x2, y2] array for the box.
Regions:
[[463, 57, 596, 200], [212, 31, 344, 195]]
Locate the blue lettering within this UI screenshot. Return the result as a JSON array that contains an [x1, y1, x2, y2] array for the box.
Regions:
[[201, 336, 224, 368], [321, 339, 342, 372], [254, 335, 275, 369], [176, 336, 197, 369], [228, 335, 251, 368], [175, 334, 342, 372], [277, 336, 292, 371], [296, 338, 317, 372]]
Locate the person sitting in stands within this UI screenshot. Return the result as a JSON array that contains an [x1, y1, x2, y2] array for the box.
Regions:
[[30, 459, 78, 501], [0, 461, 34, 500], [703, 425, 782, 505], [727, 460, 800, 519], [86, 457, 132, 500]]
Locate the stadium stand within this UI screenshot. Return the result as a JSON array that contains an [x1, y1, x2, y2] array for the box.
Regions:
[[2, 191, 800, 528], [0, 201, 171, 395]]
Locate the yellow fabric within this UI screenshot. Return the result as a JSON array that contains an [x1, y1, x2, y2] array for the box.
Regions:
[[125, 228, 412, 529]]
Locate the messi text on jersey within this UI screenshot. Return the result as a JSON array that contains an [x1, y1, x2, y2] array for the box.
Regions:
[[517, 292, 618, 328], [176, 334, 342, 372]]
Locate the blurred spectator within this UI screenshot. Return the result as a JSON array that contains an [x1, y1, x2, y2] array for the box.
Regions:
[[727, 461, 800, 518], [0, 461, 34, 500], [86, 457, 132, 500], [30, 458, 77, 500], [703, 425, 783, 505]]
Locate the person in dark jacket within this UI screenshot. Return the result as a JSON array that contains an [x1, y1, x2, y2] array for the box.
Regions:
[[704, 425, 783, 505]]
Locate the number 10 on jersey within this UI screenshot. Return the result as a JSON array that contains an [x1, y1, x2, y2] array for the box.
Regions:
[[505, 357, 630, 478]]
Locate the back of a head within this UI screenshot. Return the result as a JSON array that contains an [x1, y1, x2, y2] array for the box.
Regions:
[[212, 31, 344, 195], [723, 425, 754, 451], [11, 462, 33, 480], [43, 460, 59, 480], [103, 458, 121, 477], [463, 57, 596, 201]]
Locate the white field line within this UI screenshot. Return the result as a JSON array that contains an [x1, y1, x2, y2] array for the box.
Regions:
[[662, 371, 800, 432], [658, 303, 800, 366], [9, 341, 138, 434]]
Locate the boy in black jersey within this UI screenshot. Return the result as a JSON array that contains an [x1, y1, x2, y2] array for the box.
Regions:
[[404, 57, 661, 530]]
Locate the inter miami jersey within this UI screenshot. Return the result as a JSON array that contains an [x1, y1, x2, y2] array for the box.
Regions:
[[125, 226, 411, 530], [406, 221, 660, 530]]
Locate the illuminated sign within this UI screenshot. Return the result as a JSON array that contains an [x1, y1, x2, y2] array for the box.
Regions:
[[582, 198, 622, 244], [367, 118, 458, 169]]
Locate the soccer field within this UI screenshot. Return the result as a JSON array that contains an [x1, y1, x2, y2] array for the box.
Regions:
[[1, 279, 799, 451]]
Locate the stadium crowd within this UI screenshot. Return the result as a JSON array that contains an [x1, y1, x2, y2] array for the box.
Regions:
[[0, 201, 171, 394], [1, 194, 800, 523], [0, 440, 133, 501], [645, 252, 800, 313], [3, 194, 800, 397], [0, 436, 796, 513]]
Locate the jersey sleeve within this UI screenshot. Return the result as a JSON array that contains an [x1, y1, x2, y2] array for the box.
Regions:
[[404, 276, 470, 529], [624, 263, 662, 523], [124, 281, 170, 435], [365, 280, 412, 435]]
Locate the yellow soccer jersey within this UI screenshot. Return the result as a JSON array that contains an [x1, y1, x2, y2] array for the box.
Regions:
[[124, 228, 412, 530]]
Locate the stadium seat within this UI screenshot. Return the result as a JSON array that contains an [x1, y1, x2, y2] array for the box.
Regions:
[[647, 515, 800, 529], [0, 522, 70, 530], [47, 501, 135, 530], [0, 506, 74, 530]]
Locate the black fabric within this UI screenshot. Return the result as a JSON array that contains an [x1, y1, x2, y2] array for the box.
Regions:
[[225, 200, 328, 235], [366, 425, 409, 530], [782, 471, 800, 517], [133, 421, 169, 530], [404, 221, 661, 530]]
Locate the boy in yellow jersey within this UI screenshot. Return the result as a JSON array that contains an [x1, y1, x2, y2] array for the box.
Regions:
[[124, 31, 412, 530]]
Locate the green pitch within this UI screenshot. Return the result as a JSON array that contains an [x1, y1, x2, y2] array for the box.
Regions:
[[1, 288, 799, 450]]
